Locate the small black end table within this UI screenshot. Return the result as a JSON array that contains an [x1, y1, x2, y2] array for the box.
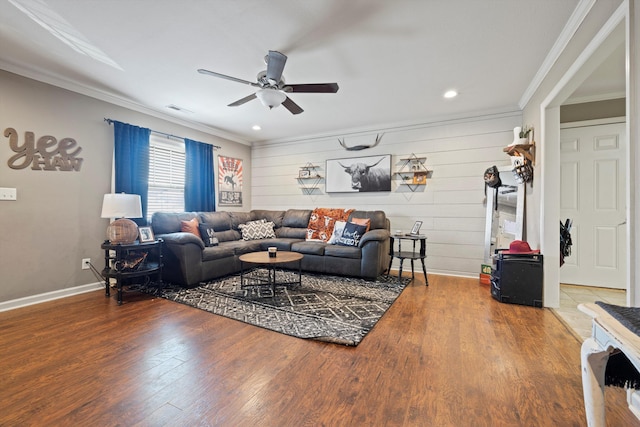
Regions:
[[101, 239, 163, 305], [388, 234, 428, 285]]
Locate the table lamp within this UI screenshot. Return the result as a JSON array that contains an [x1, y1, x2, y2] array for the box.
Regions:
[[101, 193, 142, 244]]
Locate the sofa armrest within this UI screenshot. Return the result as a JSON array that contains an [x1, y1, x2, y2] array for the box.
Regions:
[[359, 229, 391, 279], [158, 232, 205, 250], [359, 229, 390, 246]]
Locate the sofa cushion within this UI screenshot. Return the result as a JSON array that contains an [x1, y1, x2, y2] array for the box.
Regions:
[[257, 238, 300, 251], [220, 240, 263, 255], [238, 219, 276, 240], [282, 209, 312, 228], [335, 222, 368, 247], [276, 227, 307, 239], [198, 211, 232, 231], [201, 245, 235, 261], [324, 244, 362, 259], [215, 229, 241, 242], [251, 210, 285, 228], [291, 241, 326, 256], [151, 212, 197, 234], [230, 212, 253, 230]]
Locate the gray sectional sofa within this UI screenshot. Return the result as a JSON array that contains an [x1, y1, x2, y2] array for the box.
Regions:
[[151, 209, 391, 287]]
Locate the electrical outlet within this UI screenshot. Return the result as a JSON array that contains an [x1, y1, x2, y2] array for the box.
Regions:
[[0, 187, 17, 201], [82, 258, 91, 270]]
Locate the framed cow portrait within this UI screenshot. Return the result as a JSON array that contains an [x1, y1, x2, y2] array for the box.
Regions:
[[326, 154, 391, 193]]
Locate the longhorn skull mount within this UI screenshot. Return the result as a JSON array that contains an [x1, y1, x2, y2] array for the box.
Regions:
[[338, 133, 384, 151]]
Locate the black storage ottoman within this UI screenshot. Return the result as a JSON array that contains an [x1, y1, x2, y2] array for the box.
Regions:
[[491, 252, 543, 307]]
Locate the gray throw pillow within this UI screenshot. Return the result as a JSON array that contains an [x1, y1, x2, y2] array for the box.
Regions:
[[198, 223, 219, 247]]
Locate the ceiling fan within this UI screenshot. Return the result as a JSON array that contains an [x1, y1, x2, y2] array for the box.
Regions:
[[197, 50, 339, 115]]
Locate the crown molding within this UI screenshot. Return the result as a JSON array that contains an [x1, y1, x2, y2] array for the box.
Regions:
[[519, 0, 597, 109], [0, 61, 250, 146]]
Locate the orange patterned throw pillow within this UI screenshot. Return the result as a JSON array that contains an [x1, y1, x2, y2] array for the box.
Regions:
[[306, 208, 354, 242], [181, 217, 201, 238]]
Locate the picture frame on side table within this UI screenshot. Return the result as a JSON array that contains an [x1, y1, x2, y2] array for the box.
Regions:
[[409, 221, 423, 235], [138, 226, 155, 243]]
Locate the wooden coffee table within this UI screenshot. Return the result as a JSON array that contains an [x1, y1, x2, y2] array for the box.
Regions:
[[238, 251, 303, 294]]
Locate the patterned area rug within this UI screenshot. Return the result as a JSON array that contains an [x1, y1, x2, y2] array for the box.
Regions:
[[143, 270, 410, 346]]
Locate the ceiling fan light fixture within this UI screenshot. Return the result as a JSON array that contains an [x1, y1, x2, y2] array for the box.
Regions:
[[256, 89, 286, 109]]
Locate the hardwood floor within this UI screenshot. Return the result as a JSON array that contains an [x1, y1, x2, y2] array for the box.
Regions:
[[1, 274, 638, 426]]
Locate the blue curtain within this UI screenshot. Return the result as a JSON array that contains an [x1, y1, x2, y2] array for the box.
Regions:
[[185, 138, 215, 212], [113, 121, 150, 225]]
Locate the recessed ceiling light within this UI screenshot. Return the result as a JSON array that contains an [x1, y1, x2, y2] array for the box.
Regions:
[[444, 90, 458, 99], [252, 125, 262, 131]]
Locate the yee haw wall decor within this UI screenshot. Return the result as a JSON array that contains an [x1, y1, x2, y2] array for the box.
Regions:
[[5, 128, 83, 171]]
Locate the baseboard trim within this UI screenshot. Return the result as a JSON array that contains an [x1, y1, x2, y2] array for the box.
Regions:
[[0, 282, 103, 313], [388, 268, 475, 280]]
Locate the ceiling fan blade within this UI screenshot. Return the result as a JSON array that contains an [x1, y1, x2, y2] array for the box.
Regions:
[[197, 69, 259, 87], [283, 83, 339, 93], [228, 93, 257, 107], [282, 96, 304, 115], [266, 51, 287, 84]]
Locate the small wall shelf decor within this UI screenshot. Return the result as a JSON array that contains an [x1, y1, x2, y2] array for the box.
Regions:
[[503, 142, 535, 165], [504, 126, 535, 165], [296, 162, 323, 194], [393, 153, 431, 192]]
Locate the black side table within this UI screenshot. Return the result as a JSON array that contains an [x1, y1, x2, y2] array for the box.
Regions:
[[101, 239, 163, 305], [388, 234, 428, 285]]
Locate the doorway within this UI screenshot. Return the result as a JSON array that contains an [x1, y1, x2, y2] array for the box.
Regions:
[[540, 10, 627, 308]]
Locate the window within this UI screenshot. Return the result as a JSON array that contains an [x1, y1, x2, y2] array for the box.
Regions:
[[147, 135, 185, 221]]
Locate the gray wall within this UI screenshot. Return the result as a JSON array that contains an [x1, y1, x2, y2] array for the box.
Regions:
[[251, 113, 521, 277], [560, 97, 625, 122], [0, 70, 249, 304]]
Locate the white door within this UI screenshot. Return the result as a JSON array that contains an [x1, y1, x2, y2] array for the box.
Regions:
[[559, 122, 626, 289]]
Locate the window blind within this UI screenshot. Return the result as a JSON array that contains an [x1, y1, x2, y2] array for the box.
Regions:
[[147, 137, 185, 221]]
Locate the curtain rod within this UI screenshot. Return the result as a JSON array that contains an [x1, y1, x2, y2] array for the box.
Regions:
[[104, 118, 221, 149]]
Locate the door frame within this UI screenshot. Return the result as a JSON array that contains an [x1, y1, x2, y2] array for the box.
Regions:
[[540, 5, 630, 307]]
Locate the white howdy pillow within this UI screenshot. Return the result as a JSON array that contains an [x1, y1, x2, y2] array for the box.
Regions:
[[327, 220, 347, 245], [238, 219, 276, 240]]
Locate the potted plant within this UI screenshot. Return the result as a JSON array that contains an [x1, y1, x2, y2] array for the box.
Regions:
[[511, 126, 532, 145]]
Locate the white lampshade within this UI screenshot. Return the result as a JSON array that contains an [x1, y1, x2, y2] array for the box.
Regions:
[[255, 89, 286, 109], [101, 193, 142, 219], [101, 193, 143, 244]]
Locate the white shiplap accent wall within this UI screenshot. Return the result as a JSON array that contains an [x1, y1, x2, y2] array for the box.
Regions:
[[251, 112, 521, 278]]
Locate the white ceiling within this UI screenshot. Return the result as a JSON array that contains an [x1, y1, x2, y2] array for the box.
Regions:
[[0, 0, 623, 144]]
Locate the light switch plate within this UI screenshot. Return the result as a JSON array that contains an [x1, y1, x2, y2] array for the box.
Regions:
[[0, 188, 17, 200]]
